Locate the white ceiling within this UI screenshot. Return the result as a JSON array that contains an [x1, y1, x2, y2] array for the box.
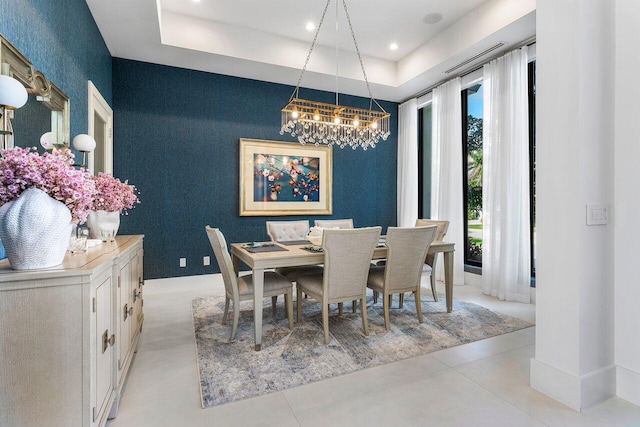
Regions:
[[85, 0, 536, 102]]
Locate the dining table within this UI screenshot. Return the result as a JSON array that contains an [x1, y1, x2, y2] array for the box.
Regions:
[[230, 239, 455, 351]]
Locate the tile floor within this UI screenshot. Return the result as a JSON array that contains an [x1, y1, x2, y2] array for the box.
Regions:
[[106, 275, 640, 427]]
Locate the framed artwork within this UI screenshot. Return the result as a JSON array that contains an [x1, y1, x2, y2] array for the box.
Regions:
[[239, 138, 332, 216]]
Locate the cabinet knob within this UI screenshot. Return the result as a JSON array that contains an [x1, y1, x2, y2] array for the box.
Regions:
[[133, 289, 141, 303]]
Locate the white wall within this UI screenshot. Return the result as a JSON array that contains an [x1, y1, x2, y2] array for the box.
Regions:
[[531, 0, 616, 411], [614, 0, 640, 406]]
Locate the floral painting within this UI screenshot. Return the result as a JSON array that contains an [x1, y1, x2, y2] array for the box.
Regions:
[[239, 139, 332, 216], [253, 154, 320, 203]]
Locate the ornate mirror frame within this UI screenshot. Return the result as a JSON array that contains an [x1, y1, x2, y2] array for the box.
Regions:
[[0, 33, 70, 148]]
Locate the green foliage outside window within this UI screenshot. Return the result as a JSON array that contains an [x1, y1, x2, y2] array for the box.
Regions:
[[467, 115, 483, 220]]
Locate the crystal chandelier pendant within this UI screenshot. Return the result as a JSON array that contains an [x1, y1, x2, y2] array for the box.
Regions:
[[280, 0, 391, 150]]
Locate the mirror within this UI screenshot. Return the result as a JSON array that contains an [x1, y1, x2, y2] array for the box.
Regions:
[[0, 33, 70, 151]]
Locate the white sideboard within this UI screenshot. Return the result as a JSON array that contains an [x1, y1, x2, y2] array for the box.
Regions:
[[0, 235, 144, 427]]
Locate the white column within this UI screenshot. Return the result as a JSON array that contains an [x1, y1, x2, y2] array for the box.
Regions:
[[531, 0, 616, 411], [614, 0, 640, 407]]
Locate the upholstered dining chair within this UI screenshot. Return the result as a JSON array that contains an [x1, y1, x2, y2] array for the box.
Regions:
[[367, 226, 437, 330], [265, 220, 324, 283], [415, 219, 450, 301], [205, 226, 294, 342], [314, 218, 354, 229], [266, 220, 311, 242], [296, 226, 382, 344], [314, 219, 355, 313]]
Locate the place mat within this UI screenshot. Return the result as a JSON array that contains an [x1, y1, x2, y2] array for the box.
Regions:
[[242, 244, 288, 253], [301, 245, 323, 253], [278, 240, 311, 246]]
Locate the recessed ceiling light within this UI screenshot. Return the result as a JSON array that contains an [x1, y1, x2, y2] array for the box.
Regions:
[[423, 12, 443, 24], [389, 43, 398, 51], [192, 0, 202, 3], [306, 22, 315, 31]]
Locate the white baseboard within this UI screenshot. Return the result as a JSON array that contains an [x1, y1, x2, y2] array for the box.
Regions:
[[617, 366, 640, 406], [530, 358, 616, 411]]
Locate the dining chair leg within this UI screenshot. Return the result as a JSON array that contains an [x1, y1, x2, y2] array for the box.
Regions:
[[388, 294, 393, 308], [285, 291, 293, 330], [361, 297, 369, 336], [415, 286, 423, 324], [373, 291, 378, 304], [338, 302, 343, 316], [382, 292, 390, 331], [271, 295, 277, 318], [296, 287, 303, 324], [352, 300, 357, 313], [222, 297, 230, 325], [430, 274, 438, 302], [322, 304, 330, 344], [399, 293, 404, 308], [230, 300, 240, 342]]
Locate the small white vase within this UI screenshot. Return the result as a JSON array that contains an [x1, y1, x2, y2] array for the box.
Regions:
[[0, 188, 72, 270], [86, 210, 121, 241]]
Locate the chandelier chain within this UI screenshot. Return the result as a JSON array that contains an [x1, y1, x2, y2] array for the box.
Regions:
[[289, 0, 332, 102], [341, 0, 387, 113]]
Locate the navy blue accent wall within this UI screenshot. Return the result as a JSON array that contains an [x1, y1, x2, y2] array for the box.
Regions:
[[113, 59, 398, 279], [0, 0, 112, 142]]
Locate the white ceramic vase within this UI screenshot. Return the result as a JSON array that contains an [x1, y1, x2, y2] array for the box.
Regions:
[[86, 210, 120, 241], [0, 188, 72, 270]]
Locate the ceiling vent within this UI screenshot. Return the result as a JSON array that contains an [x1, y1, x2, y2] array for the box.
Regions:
[[444, 42, 506, 74]]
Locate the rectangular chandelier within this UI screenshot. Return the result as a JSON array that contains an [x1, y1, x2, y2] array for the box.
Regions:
[[279, 0, 391, 150], [281, 98, 390, 150]]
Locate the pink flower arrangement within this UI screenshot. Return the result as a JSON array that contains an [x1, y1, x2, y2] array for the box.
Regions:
[[0, 147, 95, 223], [91, 172, 139, 213]]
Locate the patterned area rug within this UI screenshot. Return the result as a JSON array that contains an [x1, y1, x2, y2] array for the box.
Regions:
[[191, 290, 533, 408]]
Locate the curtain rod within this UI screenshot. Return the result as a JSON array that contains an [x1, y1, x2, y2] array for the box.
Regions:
[[403, 37, 536, 104]]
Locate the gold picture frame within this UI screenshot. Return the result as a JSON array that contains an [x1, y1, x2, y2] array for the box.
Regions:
[[239, 138, 332, 216]]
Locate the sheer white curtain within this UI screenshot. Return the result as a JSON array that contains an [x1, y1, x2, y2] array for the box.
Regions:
[[397, 98, 418, 227], [431, 78, 465, 285], [482, 46, 531, 302]]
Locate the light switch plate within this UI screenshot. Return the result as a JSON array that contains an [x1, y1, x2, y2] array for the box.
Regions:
[[586, 204, 609, 226], [179, 258, 187, 267]]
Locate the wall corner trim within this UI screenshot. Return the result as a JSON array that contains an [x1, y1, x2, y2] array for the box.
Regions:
[[617, 366, 640, 406], [530, 358, 616, 412]]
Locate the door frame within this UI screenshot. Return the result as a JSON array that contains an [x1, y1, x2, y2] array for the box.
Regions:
[[87, 81, 113, 174]]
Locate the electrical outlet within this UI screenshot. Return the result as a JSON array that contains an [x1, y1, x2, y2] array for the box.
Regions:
[[179, 258, 187, 267], [203, 256, 210, 266]]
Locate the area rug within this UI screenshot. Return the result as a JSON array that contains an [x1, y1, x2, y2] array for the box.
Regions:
[[191, 290, 533, 408]]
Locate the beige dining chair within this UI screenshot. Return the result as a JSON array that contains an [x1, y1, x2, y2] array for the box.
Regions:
[[205, 226, 294, 342], [415, 219, 450, 301], [296, 226, 382, 344], [367, 226, 437, 330], [314, 219, 355, 313], [314, 218, 354, 229], [266, 220, 310, 242], [265, 220, 323, 304]]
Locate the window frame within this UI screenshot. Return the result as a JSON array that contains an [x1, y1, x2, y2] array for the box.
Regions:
[[461, 85, 483, 269]]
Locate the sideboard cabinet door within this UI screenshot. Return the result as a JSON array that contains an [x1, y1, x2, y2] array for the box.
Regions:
[[92, 270, 115, 426]]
